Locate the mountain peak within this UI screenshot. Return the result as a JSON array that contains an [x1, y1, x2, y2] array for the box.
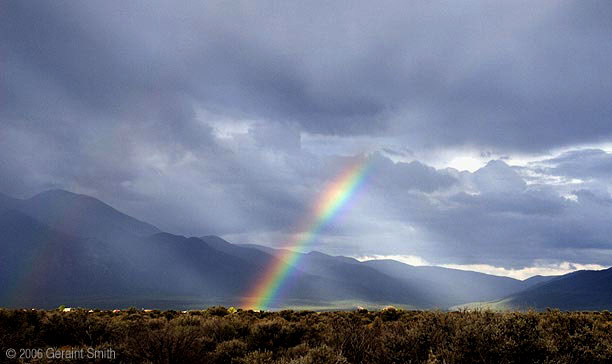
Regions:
[[20, 189, 160, 240]]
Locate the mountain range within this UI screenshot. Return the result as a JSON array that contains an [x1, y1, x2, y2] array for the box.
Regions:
[[0, 189, 610, 310]]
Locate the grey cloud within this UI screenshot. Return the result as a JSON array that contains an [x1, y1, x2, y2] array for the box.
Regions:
[[538, 149, 612, 180], [344, 159, 612, 268], [369, 154, 457, 194], [2, 1, 612, 270], [3, 1, 612, 152], [448, 189, 565, 217], [472, 160, 526, 193]]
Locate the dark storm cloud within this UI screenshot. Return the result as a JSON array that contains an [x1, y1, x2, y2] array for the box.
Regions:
[[2, 1, 612, 270], [3, 1, 612, 150]]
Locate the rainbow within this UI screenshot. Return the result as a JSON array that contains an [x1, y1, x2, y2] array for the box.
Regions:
[[242, 156, 370, 310]]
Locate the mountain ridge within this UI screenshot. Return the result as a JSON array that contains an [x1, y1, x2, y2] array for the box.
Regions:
[[0, 189, 607, 311], [17, 189, 160, 240], [488, 267, 612, 310]]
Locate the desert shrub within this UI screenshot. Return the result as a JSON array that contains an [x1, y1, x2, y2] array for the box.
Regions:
[[497, 311, 546, 363], [202, 316, 247, 343], [38, 310, 114, 347], [379, 320, 432, 364], [163, 309, 178, 320], [323, 313, 383, 364], [1, 308, 612, 363], [122, 317, 213, 364], [279, 345, 348, 364], [0, 309, 45, 351], [213, 339, 249, 364], [248, 318, 307, 351], [239, 350, 275, 364], [207, 306, 230, 317], [380, 306, 400, 322]]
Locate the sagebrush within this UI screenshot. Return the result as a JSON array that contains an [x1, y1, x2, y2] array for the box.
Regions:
[[1, 307, 611, 363]]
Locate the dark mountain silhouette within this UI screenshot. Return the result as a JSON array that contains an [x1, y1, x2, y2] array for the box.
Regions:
[[0, 209, 126, 307], [17, 189, 159, 240], [0, 207, 255, 307], [0, 212, 299, 308], [287, 250, 436, 307], [205, 237, 435, 307], [200, 235, 276, 269], [0, 217, 430, 308], [0, 192, 21, 212], [122, 233, 343, 304], [240, 245, 557, 308], [1, 189, 607, 311], [492, 267, 612, 310], [362, 259, 555, 307], [0, 199, 431, 308], [521, 275, 555, 287]]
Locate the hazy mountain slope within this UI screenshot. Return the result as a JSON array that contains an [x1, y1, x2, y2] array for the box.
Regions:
[[0, 210, 130, 307], [362, 259, 554, 307], [238, 243, 292, 257], [0, 206, 416, 308], [1, 190, 430, 308], [237, 243, 562, 308], [0, 215, 261, 308], [0, 216, 272, 308], [522, 275, 556, 287], [198, 236, 383, 305], [123, 233, 342, 303], [212, 240, 436, 307], [240, 244, 558, 308], [494, 268, 612, 310], [0, 192, 21, 212], [200, 235, 276, 269], [116, 233, 279, 300], [0, 209, 253, 307], [296, 251, 436, 307], [3, 189, 602, 311], [18, 189, 159, 240]]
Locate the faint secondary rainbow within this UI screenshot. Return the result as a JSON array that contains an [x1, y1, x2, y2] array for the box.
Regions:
[[242, 157, 371, 310]]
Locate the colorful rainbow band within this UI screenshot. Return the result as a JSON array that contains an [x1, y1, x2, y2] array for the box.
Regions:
[[242, 157, 370, 310]]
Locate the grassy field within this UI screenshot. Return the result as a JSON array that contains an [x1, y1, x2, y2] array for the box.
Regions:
[[1, 307, 611, 363]]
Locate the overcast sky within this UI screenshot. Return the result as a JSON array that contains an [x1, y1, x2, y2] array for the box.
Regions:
[[2, 1, 612, 278]]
